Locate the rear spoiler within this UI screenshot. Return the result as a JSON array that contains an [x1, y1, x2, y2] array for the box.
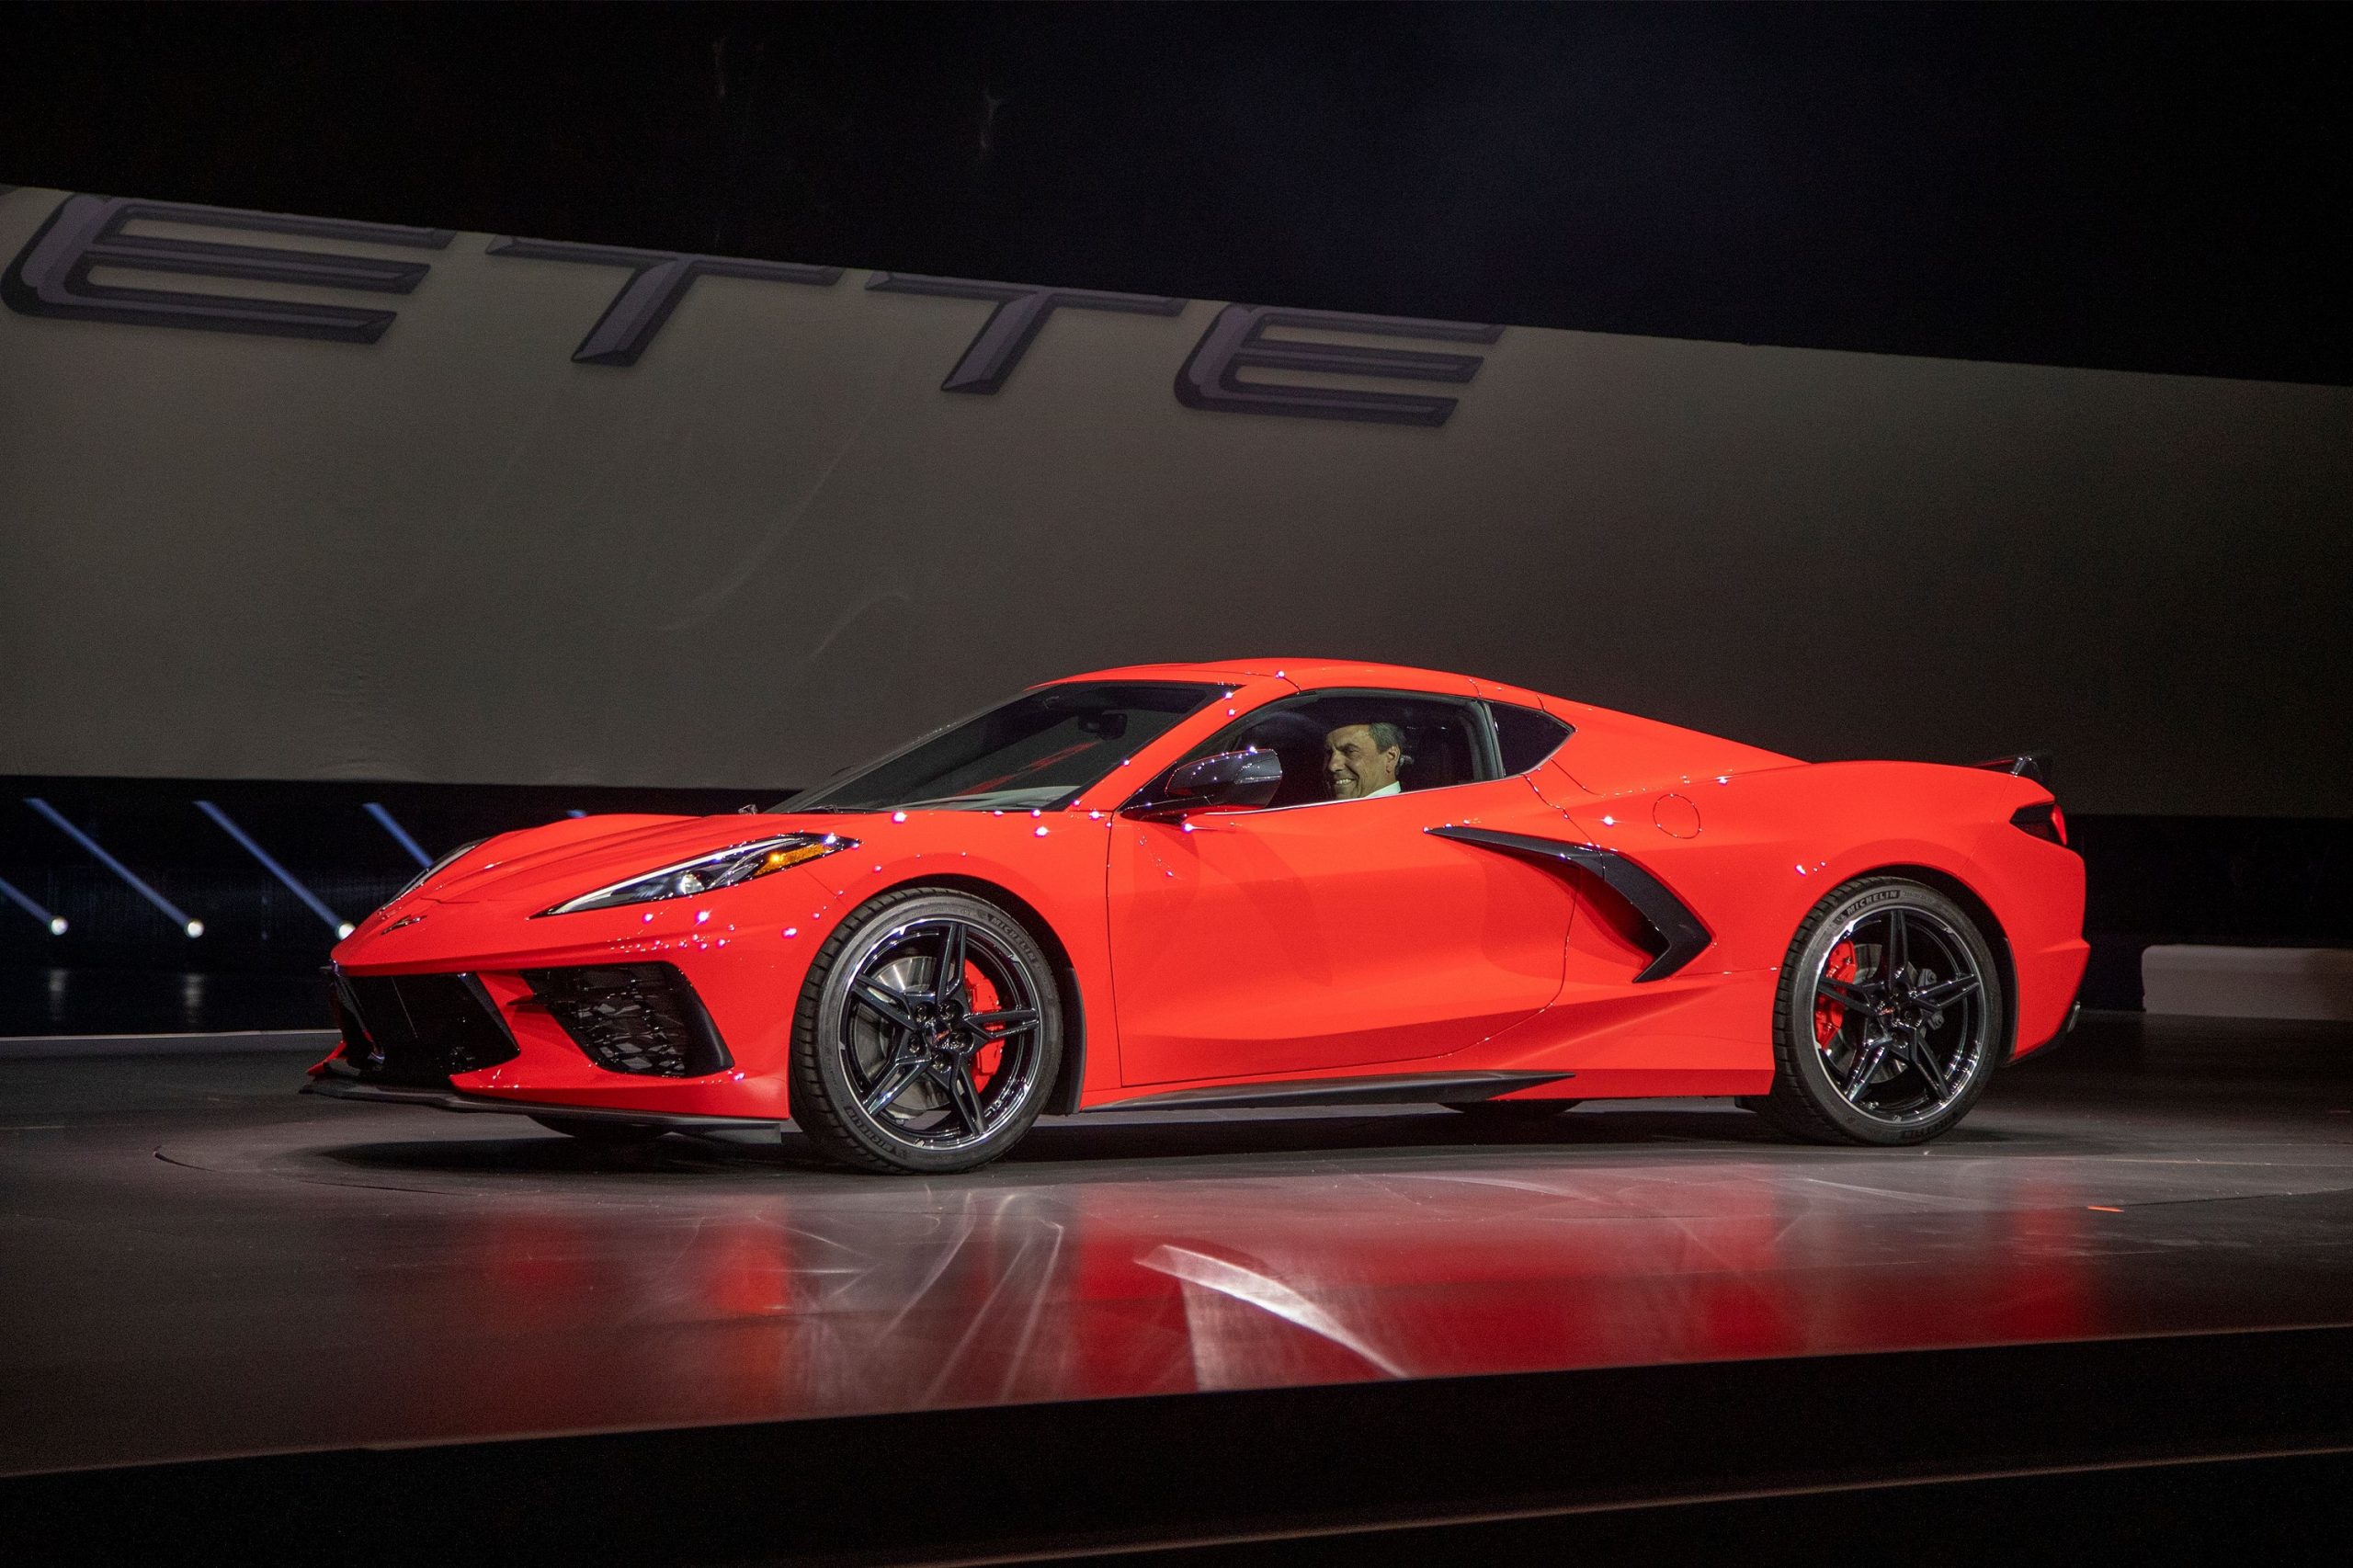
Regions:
[[1972, 752, 2052, 788]]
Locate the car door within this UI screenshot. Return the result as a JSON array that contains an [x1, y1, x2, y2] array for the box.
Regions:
[[1104, 690, 1581, 1086]]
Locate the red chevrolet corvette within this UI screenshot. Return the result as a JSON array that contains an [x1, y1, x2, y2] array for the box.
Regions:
[[312, 660, 2087, 1173]]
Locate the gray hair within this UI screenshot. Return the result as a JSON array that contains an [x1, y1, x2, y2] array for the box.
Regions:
[[1331, 720, 1404, 756]]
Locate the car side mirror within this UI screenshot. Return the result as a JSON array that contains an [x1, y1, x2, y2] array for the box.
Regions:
[[1127, 749, 1282, 818]]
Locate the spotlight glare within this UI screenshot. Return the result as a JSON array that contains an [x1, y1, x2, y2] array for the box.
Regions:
[[24, 798, 196, 935], [196, 800, 350, 939], [50, 916, 68, 936], [336, 922, 356, 939], [362, 802, 432, 869]]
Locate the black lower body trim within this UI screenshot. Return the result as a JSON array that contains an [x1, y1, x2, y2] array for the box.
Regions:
[[2012, 997, 2085, 1064], [1082, 1069, 1573, 1114], [301, 1074, 781, 1131]]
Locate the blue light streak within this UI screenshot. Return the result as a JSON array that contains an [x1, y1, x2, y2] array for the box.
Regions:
[[24, 797, 199, 935], [363, 801, 432, 868], [0, 874, 66, 935], [194, 800, 350, 936]]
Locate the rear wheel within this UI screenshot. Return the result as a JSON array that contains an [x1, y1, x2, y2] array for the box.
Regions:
[[790, 888, 1062, 1175], [1758, 877, 2005, 1146]]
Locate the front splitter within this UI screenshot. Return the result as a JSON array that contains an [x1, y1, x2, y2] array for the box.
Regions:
[[302, 1074, 783, 1131]]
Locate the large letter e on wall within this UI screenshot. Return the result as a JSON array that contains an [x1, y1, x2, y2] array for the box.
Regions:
[[1175, 306, 1502, 427], [3, 194, 453, 342]]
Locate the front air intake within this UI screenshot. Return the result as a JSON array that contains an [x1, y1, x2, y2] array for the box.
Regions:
[[522, 962, 732, 1077], [331, 971, 521, 1085]]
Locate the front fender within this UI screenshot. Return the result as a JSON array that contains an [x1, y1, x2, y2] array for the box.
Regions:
[[792, 810, 1124, 1100]]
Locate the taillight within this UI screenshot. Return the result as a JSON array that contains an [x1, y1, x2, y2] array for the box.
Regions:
[[2010, 801, 2067, 846]]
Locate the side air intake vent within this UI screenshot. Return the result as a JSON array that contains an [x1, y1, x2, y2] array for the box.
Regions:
[[2010, 801, 2071, 847], [1425, 825, 1711, 983], [523, 962, 732, 1077]]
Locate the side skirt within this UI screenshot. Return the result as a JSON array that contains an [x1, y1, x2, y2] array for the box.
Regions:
[[1075, 1069, 1574, 1115]]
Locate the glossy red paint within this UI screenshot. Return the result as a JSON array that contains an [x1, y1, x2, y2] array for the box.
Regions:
[[323, 659, 2088, 1128], [1109, 778, 1581, 1085]]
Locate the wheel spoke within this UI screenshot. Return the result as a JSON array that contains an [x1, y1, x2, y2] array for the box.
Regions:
[[851, 979, 921, 1035], [936, 1061, 989, 1135], [1909, 1028, 1951, 1097], [1916, 972, 1981, 1008], [1817, 978, 1875, 1013], [965, 1006, 1040, 1033], [1844, 1036, 1892, 1098], [1881, 908, 1907, 984], [861, 1057, 926, 1117], [934, 923, 969, 1006]]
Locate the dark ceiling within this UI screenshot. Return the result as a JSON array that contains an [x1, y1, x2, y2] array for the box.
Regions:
[[5, 2, 2346, 382]]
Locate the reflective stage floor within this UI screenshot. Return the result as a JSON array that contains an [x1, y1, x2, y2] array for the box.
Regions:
[[4, 1014, 2349, 1481]]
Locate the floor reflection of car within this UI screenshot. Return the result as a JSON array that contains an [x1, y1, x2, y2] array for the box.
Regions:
[[312, 659, 2088, 1174]]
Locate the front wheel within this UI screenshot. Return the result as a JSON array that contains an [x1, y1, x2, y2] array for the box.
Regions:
[[790, 888, 1063, 1175], [1757, 877, 2006, 1146]]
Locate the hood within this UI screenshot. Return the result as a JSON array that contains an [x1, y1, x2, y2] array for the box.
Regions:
[[426, 811, 865, 909]]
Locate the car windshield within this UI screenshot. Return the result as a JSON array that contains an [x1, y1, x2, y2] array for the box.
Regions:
[[781, 682, 1225, 812]]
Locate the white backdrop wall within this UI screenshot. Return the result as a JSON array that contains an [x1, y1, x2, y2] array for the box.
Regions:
[[2, 187, 2347, 813]]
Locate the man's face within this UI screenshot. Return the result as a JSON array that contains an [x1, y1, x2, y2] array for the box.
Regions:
[[1324, 724, 1401, 799]]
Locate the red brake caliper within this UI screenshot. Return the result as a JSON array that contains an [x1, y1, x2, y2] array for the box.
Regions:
[[964, 964, 1005, 1089], [1814, 938, 1858, 1049]]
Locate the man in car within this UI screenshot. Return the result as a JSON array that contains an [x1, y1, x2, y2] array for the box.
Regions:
[[1324, 721, 1405, 801]]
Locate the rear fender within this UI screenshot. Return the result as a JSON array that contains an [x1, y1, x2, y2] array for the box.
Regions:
[[1551, 760, 2060, 976]]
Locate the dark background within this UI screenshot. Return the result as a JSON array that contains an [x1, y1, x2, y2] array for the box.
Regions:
[[5, 1, 2347, 383], [3, 3, 2346, 1023]]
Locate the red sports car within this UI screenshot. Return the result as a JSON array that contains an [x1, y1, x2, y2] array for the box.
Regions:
[[311, 660, 2087, 1173]]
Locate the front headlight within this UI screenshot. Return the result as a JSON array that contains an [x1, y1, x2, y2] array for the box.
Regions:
[[539, 834, 857, 916]]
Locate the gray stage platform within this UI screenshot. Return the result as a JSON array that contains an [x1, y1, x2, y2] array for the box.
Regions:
[[3, 1014, 2348, 1478]]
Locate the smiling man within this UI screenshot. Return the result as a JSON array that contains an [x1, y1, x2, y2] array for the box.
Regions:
[[1324, 721, 1404, 800]]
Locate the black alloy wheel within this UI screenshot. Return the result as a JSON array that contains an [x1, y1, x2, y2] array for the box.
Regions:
[[1758, 876, 2005, 1146], [790, 887, 1062, 1174]]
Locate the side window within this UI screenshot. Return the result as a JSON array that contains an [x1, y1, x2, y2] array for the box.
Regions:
[[1489, 702, 1574, 774], [1175, 690, 1492, 808]]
